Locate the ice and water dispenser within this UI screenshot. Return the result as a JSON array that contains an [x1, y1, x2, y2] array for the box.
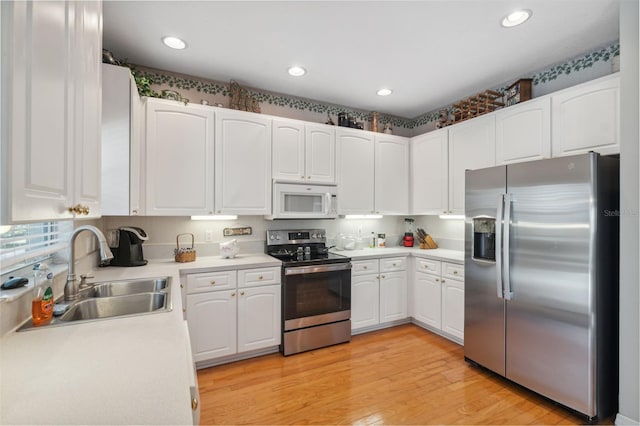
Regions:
[[472, 218, 496, 261]]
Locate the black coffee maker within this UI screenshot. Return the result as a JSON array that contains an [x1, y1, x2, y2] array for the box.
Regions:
[[109, 227, 148, 267]]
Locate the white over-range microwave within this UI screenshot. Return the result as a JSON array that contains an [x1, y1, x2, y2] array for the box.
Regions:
[[268, 183, 338, 219]]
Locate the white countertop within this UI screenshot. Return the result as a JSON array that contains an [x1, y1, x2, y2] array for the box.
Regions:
[[0, 254, 279, 425], [333, 247, 464, 264]]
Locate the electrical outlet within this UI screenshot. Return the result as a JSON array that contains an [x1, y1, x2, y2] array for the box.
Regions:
[[205, 230, 213, 242]]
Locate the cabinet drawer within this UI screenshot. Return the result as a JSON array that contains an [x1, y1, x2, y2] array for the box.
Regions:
[[442, 262, 464, 281], [351, 259, 380, 276], [415, 258, 441, 275], [238, 267, 281, 288], [186, 271, 237, 294], [380, 257, 406, 272]]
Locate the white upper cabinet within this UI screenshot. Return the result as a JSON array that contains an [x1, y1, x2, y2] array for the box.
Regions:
[[448, 114, 496, 214], [215, 110, 272, 215], [272, 119, 305, 182], [410, 128, 448, 215], [337, 129, 409, 215], [305, 124, 336, 183], [1, 1, 103, 223], [336, 129, 376, 214], [73, 1, 103, 219], [101, 64, 144, 216], [272, 120, 335, 184], [495, 97, 551, 165], [551, 74, 620, 157], [375, 135, 409, 214], [145, 99, 215, 216]]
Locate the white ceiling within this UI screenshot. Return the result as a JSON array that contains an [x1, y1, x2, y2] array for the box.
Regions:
[[102, 1, 620, 119]]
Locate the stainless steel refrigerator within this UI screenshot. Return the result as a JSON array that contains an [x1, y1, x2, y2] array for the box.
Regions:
[[464, 152, 619, 421]]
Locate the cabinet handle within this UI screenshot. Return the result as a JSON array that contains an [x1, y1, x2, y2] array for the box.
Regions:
[[132, 209, 139, 215], [258, 275, 263, 280], [364, 266, 368, 270], [301, 175, 305, 179], [191, 397, 198, 411], [453, 270, 458, 275], [231, 292, 236, 297], [392, 263, 397, 267], [307, 176, 311, 179], [182, 308, 186, 313], [210, 280, 216, 285], [442, 279, 446, 283], [68, 204, 90, 215], [381, 275, 385, 279], [180, 284, 184, 288], [435, 278, 440, 282], [240, 291, 245, 296]]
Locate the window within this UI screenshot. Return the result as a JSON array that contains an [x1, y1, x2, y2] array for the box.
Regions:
[[0, 221, 73, 273]]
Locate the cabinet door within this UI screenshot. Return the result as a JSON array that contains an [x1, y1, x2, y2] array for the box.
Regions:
[[351, 274, 379, 330], [448, 115, 496, 214], [272, 119, 305, 183], [305, 124, 336, 184], [375, 135, 409, 214], [379, 270, 407, 323], [441, 278, 464, 341], [237, 285, 281, 353], [186, 290, 237, 362], [411, 129, 448, 215], [215, 111, 271, 214], [2, 1, 74, 222], [551, 75, 620, 156], [72, 1, 102, 218], [145, 99, 214, 215], [336, 129, 375, 214], [495, 97, 551, 165], [413, 271, 442, 329]]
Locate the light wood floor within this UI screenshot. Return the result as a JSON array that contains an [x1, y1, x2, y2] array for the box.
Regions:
[[197, 324, 610, 425]]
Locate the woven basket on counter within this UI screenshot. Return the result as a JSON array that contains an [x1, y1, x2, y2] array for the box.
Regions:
[[174, 233, 196, 263]]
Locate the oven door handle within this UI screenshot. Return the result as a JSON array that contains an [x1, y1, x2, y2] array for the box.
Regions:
[[285, 263, 352, 275]]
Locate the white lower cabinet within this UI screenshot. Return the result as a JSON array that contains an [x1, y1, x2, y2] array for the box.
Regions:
[[184, 267, 281, 365], [351, 257, 407, 333], [412, 258, 464, 343]]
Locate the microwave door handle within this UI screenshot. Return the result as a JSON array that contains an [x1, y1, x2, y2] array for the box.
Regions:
[[496, 194, 504, 299], [325, 193, 331, 215]]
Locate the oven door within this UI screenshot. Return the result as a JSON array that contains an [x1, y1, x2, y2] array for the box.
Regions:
[[283, 262, 351, 331]]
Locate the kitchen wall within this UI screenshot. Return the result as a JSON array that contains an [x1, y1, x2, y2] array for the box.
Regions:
[[100, 215, 456, 259], [616, 1, 639, 424], [124, 42, 619, 139]]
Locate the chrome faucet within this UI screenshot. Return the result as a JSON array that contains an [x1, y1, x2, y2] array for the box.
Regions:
[[64, 225, 114, 301]]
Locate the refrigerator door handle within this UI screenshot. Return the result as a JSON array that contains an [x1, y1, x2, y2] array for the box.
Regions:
[[496, 194, 504, 299], [503, 193, 514, 300]]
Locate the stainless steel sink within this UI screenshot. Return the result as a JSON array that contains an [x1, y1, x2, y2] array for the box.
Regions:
[[17, 276, 172, 331], [89, 278, 168, 297], [58, 292, 168, 322]]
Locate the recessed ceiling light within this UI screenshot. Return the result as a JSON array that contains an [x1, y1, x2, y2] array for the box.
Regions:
[[162, 36, 187, 50], [501, 9, 532, 27], [377, 88, 393, 96], [288, 66, 306, 77]]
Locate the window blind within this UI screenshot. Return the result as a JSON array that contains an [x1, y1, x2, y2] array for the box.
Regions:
[[0, 221, 73, 272]]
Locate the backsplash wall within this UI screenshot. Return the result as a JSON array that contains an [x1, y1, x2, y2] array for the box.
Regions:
[[101, 216, 410, 259]]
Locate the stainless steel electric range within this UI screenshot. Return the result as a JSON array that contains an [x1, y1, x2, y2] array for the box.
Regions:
[[266, 229, 351, 356]]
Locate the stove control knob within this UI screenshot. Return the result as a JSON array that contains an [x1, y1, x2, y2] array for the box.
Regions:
[[276, 235, 280, 240], [269, 234, 275, 240], [311, 233, 317, 239]]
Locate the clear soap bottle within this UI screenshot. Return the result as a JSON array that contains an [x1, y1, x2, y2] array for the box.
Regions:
[[32, 263, 54, 326]]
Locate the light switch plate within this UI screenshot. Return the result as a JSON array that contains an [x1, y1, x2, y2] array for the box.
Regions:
[[223, 227, 252, 237]]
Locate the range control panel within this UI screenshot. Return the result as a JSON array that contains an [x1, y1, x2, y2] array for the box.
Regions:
[[266, 229, 326, 246]]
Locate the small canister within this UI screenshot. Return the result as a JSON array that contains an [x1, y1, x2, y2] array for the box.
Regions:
[[338, 112, 347, 127], [377, 233, 386, 248]]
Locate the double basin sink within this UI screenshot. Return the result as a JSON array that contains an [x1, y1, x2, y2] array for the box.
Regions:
[[19, 277, 172, 331]]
